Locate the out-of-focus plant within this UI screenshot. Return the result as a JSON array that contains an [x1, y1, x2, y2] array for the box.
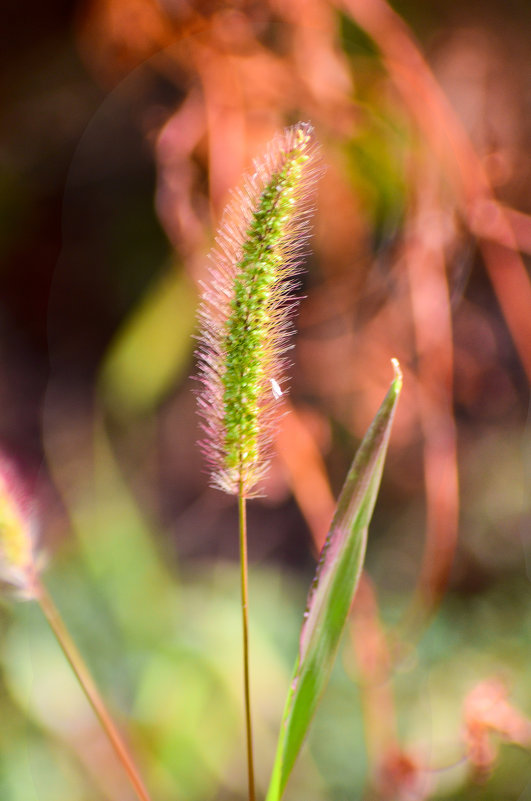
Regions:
[[0, 460, 154, 801]]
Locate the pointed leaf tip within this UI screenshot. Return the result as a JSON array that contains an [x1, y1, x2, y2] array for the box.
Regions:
[[391, 357, 402, 385]]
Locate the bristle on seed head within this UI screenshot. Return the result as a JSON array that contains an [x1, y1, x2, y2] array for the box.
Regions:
[[196, 122, 321, 496]]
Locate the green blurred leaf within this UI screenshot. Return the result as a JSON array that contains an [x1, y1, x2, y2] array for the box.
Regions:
[[266, 361, 402, 801], [346, 114, 408, 238], [99, 264, 197, 416], [338, 11, 380, 58]]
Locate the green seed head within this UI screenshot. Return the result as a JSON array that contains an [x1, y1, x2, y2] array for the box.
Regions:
[[196, 123, 320, 496]]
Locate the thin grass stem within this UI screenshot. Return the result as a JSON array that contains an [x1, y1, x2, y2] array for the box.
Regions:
[[238, 485, 256, 801], [33, 577, 154, 801]]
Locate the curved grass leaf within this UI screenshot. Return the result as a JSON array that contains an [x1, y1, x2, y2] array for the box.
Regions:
[[266, 360, 403, 801]]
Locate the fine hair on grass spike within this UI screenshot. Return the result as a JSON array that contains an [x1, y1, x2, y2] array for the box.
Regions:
[[196, 122, 321, 497]]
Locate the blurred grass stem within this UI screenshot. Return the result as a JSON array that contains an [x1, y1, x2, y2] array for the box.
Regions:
[[33, 577, 154, 801], [238, 484, 256, 801]]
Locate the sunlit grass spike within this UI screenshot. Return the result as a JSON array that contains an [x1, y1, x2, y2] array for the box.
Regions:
[[196, 122, 321, 497], [195, 122, 321, 801]]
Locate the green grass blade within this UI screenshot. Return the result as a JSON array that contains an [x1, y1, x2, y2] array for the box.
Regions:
[[266, 360, 403, 801]]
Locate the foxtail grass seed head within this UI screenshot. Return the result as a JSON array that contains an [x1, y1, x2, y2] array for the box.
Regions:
[[196, 122, 321, 496], [0, 460, 37, 595]]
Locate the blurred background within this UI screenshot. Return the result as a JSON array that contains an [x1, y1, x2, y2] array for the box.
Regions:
[[1, 0, 531, 799]]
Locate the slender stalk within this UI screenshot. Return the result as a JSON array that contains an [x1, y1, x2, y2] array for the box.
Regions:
[[238, 486, 256, 801], [32, 577, 154, 801]]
